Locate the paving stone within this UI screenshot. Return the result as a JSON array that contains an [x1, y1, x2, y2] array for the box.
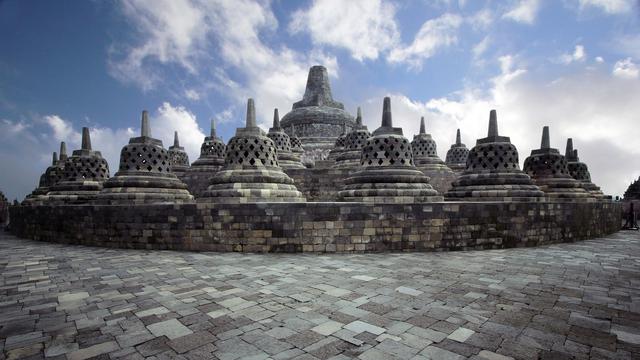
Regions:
[[419, 345, 466, 360], [147, 319, 193, 340], [1, 231, 640, 360]]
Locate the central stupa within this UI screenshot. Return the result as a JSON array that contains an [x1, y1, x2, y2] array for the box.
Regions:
[[280, 65, 355, 163]]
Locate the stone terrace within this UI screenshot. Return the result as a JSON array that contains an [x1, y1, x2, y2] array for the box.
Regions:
[[1, 231, 639, 360]]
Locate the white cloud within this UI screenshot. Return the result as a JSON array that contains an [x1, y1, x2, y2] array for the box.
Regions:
[[184, 89, 200, 101], [502, 0, 541, 24], [111, 0, 339, 128], [362, 56, 640, 197], [151, 102, 205, 161], [472, 36, 491, 59], [387, 13, 463, 69], [289, 0, 400, 61], [44, 115, 76, 141], [576, 0, 635, 14], [559, 45, 587, 64], [595, 56, 605, 63], [612, 57, 639, 78]]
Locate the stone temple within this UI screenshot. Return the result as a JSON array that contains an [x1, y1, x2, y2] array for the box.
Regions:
[[280, 65, 355, 164], [9, 64, 620, 256]]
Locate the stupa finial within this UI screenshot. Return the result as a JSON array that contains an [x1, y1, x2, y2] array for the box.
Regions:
[[174, 131, 180, 147], [52, 151, 58, 165], [273, 108, 280, 129], [541, 126, 550, 149], [574, 149, 579, 159], [210, 118, 216, 137], [488, 110, 498, 137], [381, 97, 393, 127], [246, 98, 256, 128], [59, 141, 67, 160], [81, 127, 92, 150], [565, 138, 574, 158], [419, 117, 426, 135], [456, 129, 461, 145], [356, 107, 362, 126], [141, 110, 151, 137]]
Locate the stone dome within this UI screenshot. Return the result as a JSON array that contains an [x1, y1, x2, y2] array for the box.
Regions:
[[182, 119, 226, 197], [97, 111, 193, 204], [410, 117, 457, 194], [565, 139, 607, 199], [267, 108, 304, 169], [201, 99, 305, 203], [445, 129, 470, 173], [338, 97, 441, 203], [445, 110, 544, 201], [523, 127, 593, 200], [334, 107, 371, 170], [280, 65, 355, 162], [47, 128, 110, 204], [23, 146, 66, 205], [168, 131, 190, 177]]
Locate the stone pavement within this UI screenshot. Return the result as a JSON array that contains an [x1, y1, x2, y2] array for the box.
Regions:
[[1, 231, 639, 360]]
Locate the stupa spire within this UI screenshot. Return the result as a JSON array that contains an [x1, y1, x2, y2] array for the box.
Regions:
[[356, 107, 362, 126], [541, 126, 550, 149], [59, 141, 67, 161], [246, 98, 256, 128], [419, 117, 426, 135], [488, 110, 498, 137], [174, 131, 180, 147], [81, 127, 92, 150], [210, 118, 217, 137], [381, 97, 393, 127], [52, 151, 58, 165], [455, 129, 461, 145], [565, 138, 574, 158], [273, 108, 281, 129], [141, 110, 151, 137]]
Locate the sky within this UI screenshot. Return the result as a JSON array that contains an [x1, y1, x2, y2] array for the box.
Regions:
[[0, 0, 639, 201]]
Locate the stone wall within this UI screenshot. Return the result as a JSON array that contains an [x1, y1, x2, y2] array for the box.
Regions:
[[9, 200, 621, 253], [285, 168, 352, 201]]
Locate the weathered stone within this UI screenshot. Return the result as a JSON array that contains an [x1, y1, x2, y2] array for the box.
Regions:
[[565, 138, 608, 199], [168, 131, 191, 178], [181, 118, 226, 197], [411, 116, 457, 194], [445, 129, 469, 175]]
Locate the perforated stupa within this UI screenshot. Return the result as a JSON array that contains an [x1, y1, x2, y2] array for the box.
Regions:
[[267, 109, 305, 169], [23, 142, 67, 204], [334, 107, 371, 170], [47, 128, 110, 203], [446, 110, 544, 201], [338, 97, 441, 203], [523, 127, 593, 200], [168, 131, 190, 178], [201, 99, 305, 203], [181, 119, 226, 197], [327, 122, 348, 162], [445, 129, 469, 174], [97, 111, 193, 204], [565, 138, 606, 199], [411, 117, 457, 194]]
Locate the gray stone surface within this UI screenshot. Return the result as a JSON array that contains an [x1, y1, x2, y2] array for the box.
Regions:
[[1, 229, 639, 359]]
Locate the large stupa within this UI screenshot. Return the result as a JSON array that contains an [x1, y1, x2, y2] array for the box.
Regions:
[[280, 65, 355, 164], [564, 139, 607, 199]]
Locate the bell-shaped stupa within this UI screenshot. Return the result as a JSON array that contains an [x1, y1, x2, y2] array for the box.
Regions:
[[181, 119, 226, 197], [338, 97, 442, 203], [411, 117, 457, 194], [445, 110, 544, 201], [327, 122, 348, 162], [97, 111, 193, 204], [47, 128, 110, 203], [445, 129, 469, 174], [565, 139, 606, 199], [334, 107, 371, 170], [267, 109, 305, 169], [201, 99, 305, 203], [280, 65, 354, 163], [289, 124, 308, 167], [523, 127, 593, 200], [168, 131, 190, 178], [23, 144, 67, 204]]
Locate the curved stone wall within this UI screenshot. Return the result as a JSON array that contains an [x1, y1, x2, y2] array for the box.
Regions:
[[9, 201, 621, 253]]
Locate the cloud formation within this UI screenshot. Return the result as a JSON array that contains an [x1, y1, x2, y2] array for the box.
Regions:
[[502, 0, 542, 24]]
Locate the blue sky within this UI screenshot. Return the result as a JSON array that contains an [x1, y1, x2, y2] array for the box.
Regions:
[[1, 0, 639, 200]]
